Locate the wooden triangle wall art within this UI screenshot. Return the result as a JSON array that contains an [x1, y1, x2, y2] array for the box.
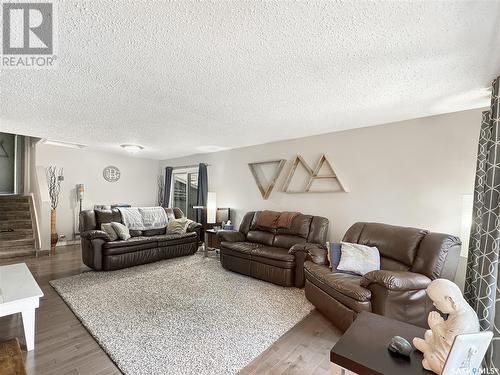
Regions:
[[0, 140, 8, 158], [283, 154, 348, 193], [248, 159, 287, 199]]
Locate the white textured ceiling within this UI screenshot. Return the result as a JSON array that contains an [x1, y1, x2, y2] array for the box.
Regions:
[[1, 1, 500, 159]]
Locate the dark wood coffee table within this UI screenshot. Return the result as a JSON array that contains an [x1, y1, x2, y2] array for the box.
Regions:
[[331, 312, 434, 375]]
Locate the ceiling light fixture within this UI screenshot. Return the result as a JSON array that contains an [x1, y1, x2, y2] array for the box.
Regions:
[[120, 144, 144, 153], [41, 139, 86, 149]]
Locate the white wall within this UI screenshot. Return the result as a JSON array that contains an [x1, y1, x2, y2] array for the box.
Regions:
[[36, 144, 160, 243], [160, 108, 483, 287]]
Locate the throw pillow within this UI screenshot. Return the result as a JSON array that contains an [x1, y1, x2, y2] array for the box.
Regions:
[[326, 241, 342, 271], [166, 218, 189, 235], [111, 222, 131, 240], [101, 223, 118, 241], [337, 242, 380, 276]]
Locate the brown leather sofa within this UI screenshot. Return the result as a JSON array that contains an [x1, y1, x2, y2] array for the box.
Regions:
[[79, 207, 202, 271], [295, 222, 461, 331], [218, 211, 329, 287]]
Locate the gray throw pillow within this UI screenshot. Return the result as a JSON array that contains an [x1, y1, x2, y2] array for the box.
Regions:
[[166, 218, 189, 235], [111, 222, 131, 240], [101, 223, 118, 241]]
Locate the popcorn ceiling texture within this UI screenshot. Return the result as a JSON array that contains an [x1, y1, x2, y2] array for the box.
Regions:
[[50, 254, 314, 375], [1, 1, 499, 159]]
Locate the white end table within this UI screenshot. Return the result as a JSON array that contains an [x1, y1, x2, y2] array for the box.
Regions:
[[0, 263, 43, 351]]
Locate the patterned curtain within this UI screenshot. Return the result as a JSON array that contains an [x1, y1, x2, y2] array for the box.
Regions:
[[464, 76, 499, 369]]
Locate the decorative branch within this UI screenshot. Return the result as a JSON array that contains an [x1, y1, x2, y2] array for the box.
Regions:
[[46, 166, 64, 209], [157, 175, 165, 207]]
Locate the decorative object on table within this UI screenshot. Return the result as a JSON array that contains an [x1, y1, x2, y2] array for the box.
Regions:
[[464, 76, 500, 370], [387, 336, 413, 358], [0, 139, 9, 158], [440, 331, 493, 375], [0, 338, 27, 375], [156, 175, 164, 206], [46, 166, 64, 250], [248, 159, 286, 199], [283, 154, 348, 193], [223, 220, 234, 230], [102, 165, 121, 182], [76, 184, 84, 212], [413, 279, 480, 375]]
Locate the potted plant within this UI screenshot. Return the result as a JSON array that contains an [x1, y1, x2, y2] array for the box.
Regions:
[[46, 166, 64, 251]]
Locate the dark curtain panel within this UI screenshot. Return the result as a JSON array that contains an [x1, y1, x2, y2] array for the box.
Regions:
[[163, 167, 173, 208], [196, 163, 208, 223], [464, 76, 499, 369]]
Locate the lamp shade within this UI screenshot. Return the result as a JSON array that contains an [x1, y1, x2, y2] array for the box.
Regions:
[[207, 192, 217, 224]]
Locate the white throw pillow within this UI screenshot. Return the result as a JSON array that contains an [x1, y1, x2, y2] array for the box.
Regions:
[[111, 222, 131, 240], [101, 223, 118, 241], [337, 242, 380, 276]]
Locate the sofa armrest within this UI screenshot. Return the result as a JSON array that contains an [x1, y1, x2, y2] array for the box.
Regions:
[[289, 243, 328, 265], [361, 270, 431, 291], [217, 230, 245, 242], [187, 221, 202, 232], [80, 230, 110, 241], [289, 243, 327, 287]]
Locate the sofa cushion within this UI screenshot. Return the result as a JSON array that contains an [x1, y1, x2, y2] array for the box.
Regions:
[[304, 261, 371, 302], [143, 227, 166, 236], [221, 241, 261, 259], [272, 234, 306, 249], [246, 230, 274, 246], [353, 223, 428, 268], [276, 214, 312, 238], [95, 209, 122, 227], [102, 237, 158, 255], [156, 232, 197, 247], [251, 246, 295, 262]]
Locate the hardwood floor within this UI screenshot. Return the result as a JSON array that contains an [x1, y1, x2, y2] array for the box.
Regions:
[[0, 246, 342, 375]]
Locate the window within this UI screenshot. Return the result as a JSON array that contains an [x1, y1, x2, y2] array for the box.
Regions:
[[172, 171, 198, 220]]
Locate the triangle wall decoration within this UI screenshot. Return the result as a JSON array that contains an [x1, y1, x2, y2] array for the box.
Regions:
[[248, 159, 287, 199], [283, 154, 348, 193]]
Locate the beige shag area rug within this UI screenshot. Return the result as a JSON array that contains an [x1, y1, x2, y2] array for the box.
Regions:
[[50, 254, 313, 375]]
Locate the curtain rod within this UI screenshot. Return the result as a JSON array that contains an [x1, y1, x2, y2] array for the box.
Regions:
[[170, 164, 211, 170]]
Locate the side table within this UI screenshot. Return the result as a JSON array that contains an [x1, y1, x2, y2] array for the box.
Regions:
[[205, 229, 221, 252]]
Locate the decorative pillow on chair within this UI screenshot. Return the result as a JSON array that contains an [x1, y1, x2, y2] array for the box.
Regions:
[[337, 242, 380, 276], [166, 218, 189, 235], [326, 241, 342, 271], [111, 222, 131, 240], [101, 223, 118, 241]]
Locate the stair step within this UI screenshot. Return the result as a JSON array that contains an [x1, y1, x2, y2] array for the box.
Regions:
[[0, 220, 33, 230], [0, 211, 31, 220], [0, 230, 33, 241], [0, 195, 30, 202], [0, 248, 36, 259], [0, 238, 35, 250], [0, 202, 30, 211]]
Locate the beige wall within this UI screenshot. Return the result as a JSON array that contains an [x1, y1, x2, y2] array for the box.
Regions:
[[160, 108, 483, 287], [36, 144, 160, 244]]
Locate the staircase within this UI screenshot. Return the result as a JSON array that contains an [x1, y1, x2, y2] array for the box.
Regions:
[[0, 195, 36, 258]]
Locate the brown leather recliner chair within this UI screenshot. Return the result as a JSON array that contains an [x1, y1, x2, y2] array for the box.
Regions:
[[218, 211, 329, 287], [293, 222, 461, 331]]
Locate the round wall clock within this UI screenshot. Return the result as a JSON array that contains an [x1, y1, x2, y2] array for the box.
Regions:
[[103, 165, 121, 182]]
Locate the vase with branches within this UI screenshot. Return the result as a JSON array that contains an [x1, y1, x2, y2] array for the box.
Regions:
[[46, 166, 64, 250]]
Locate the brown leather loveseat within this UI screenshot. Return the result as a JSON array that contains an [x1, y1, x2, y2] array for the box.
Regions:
[[79, 207, 202, 271], [296, 222, 461, 331], [218, 210, 329, 287]]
